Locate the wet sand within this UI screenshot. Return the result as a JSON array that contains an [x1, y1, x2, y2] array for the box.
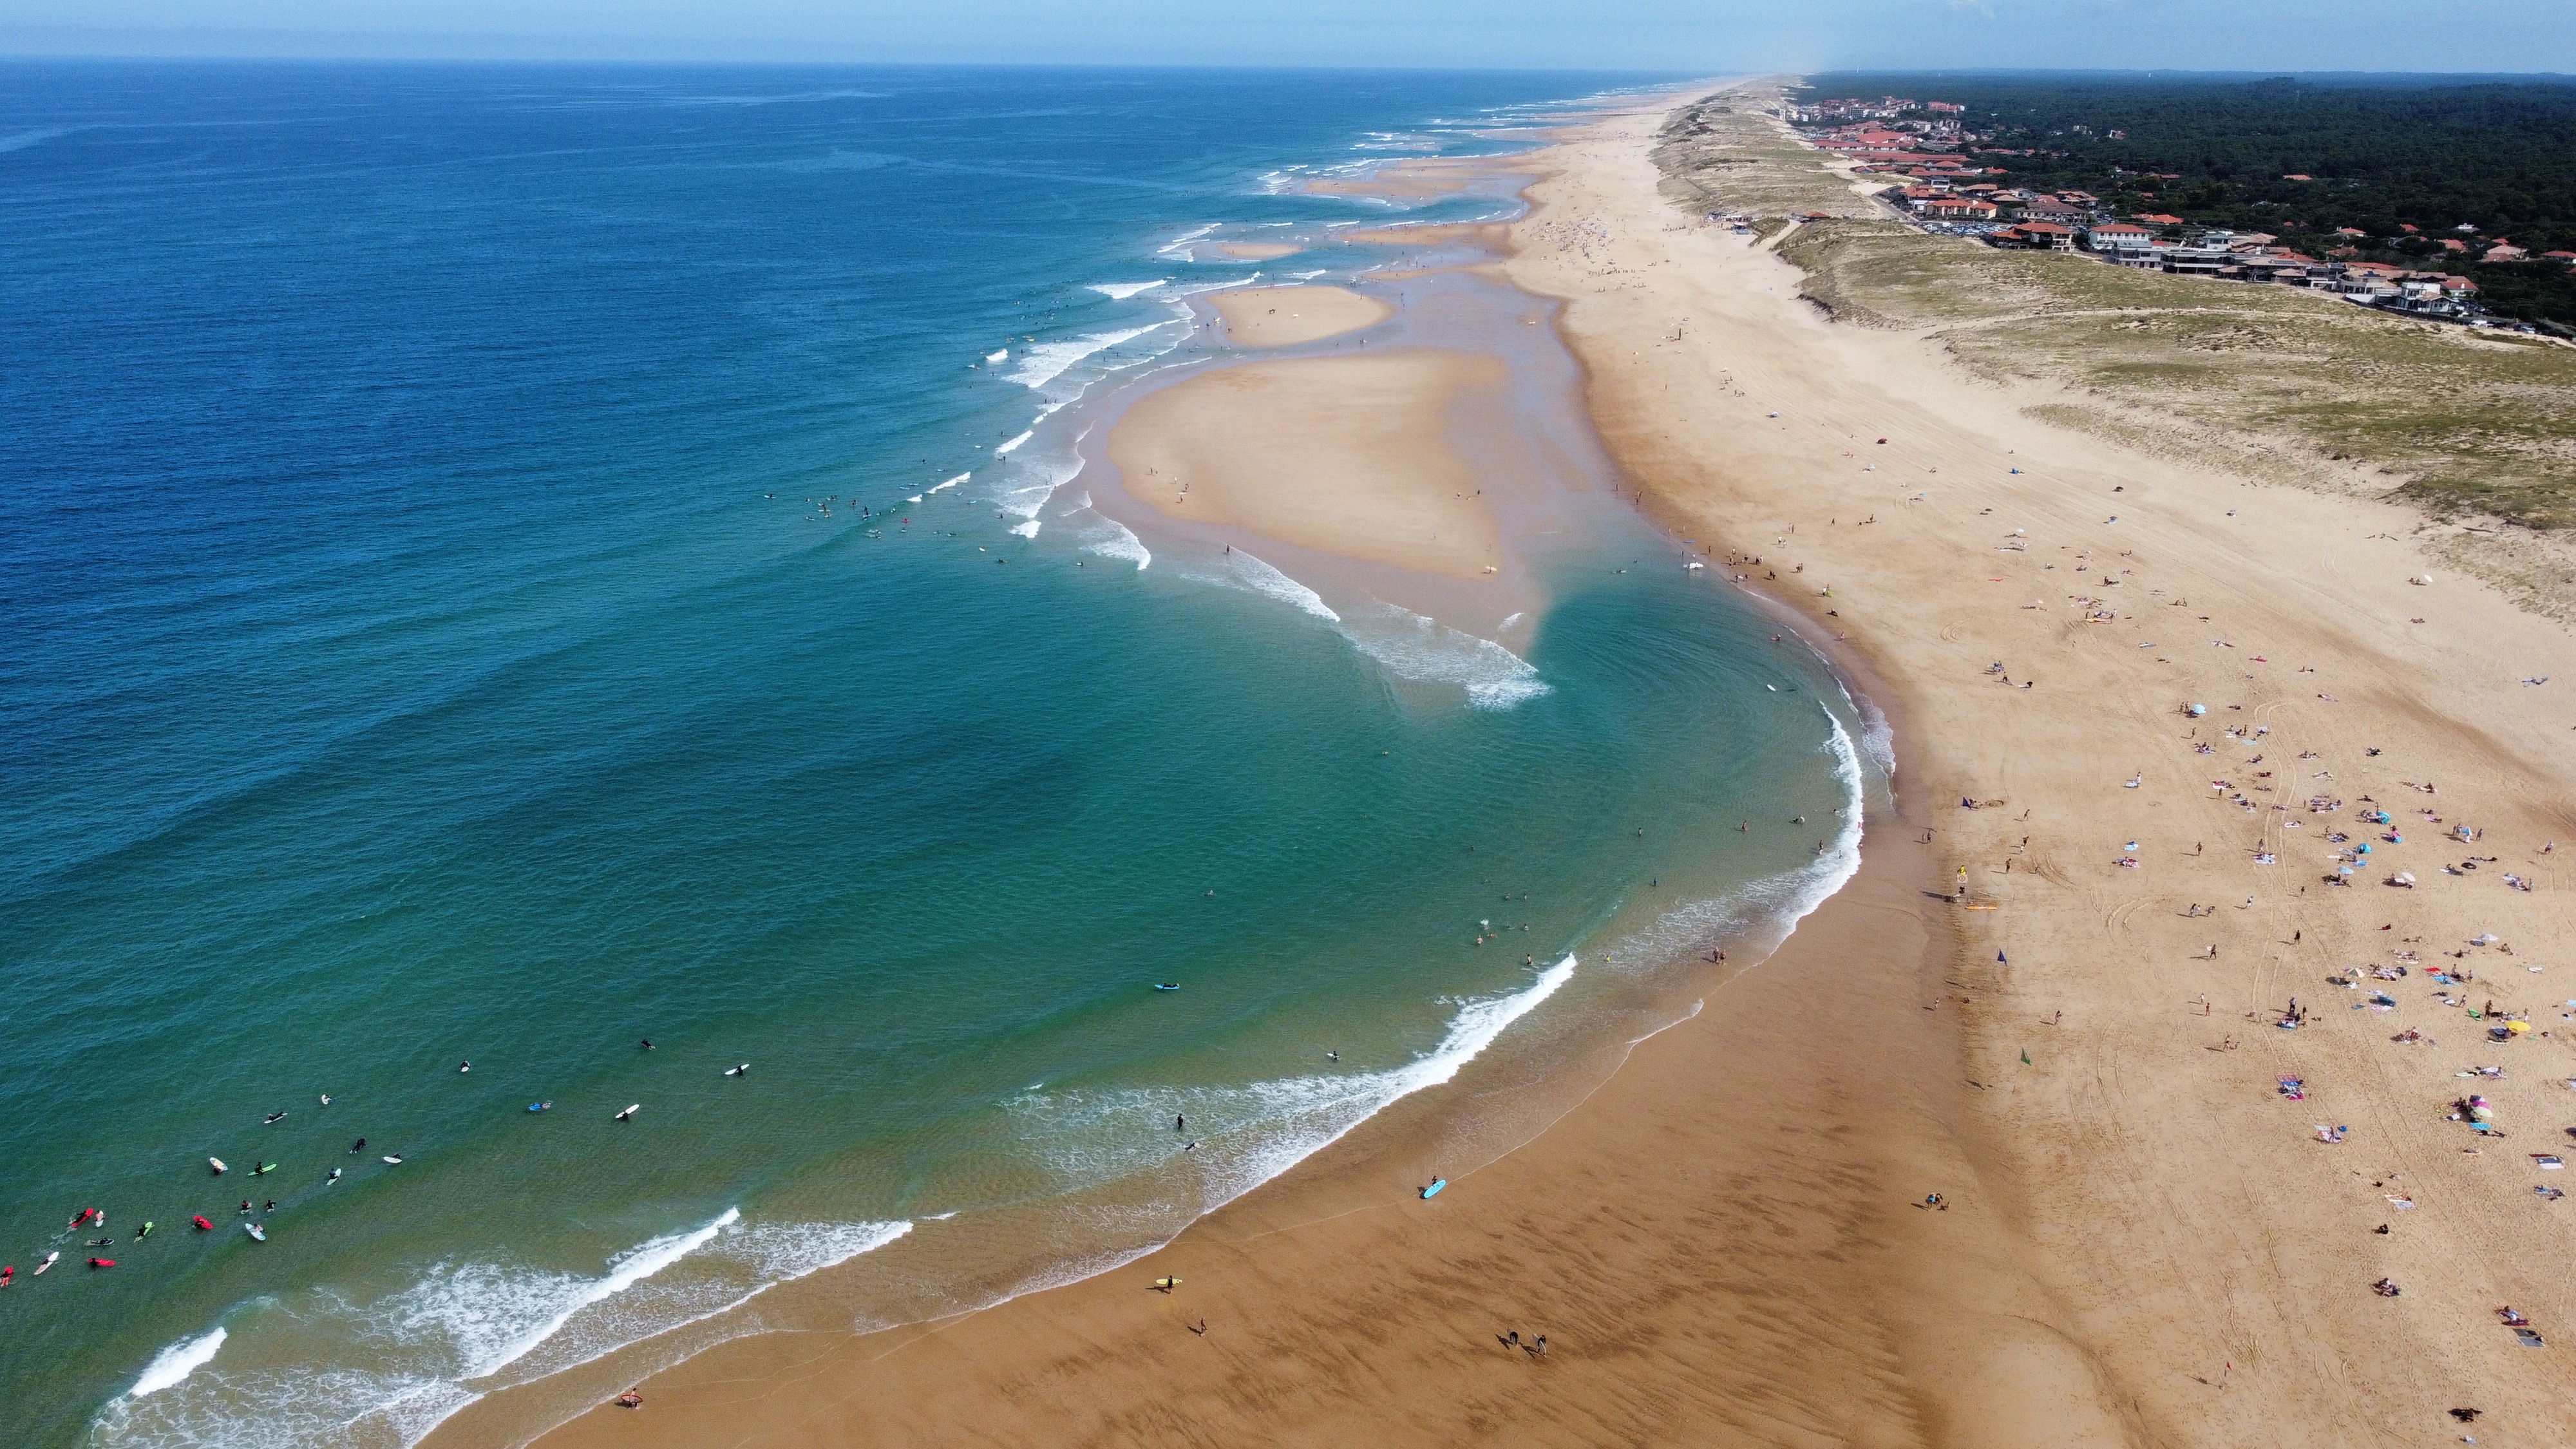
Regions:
[[1207, 284, 1393, 346], [1215, 241, 1301, 260]]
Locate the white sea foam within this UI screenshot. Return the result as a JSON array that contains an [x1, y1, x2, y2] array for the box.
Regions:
[[994, 430, 1032, 455], [92, 1215, 911, 1449], [461, 1208, 738, 1379], [129, 1328, 225, 1397], [983, 348, 1007, 365], [1337, 601, 1548, 708], [1184, 549, 1338, 621], [1010, 520, 1040, 538], [1607, 704, 1868, 976], [1005, 956, 1575, 1219], [929, 473, 967, 493], [1088, 281, 1166, 299], [1075, 518, 1151, 570], [1156, 223, 1218, 257], [1006, 325, 1163, 390]]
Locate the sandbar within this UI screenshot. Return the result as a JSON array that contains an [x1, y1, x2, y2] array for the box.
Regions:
[[1214, 241, 1300, 260], [1104, 350, 1504, 578], [1207, 284, 1393, 347]]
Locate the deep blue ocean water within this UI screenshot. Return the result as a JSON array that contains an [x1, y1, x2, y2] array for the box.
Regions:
[[0, 61, 1870, 1448]]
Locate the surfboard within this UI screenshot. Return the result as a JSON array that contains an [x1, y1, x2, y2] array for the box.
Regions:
[[382, 1155, 403, 1164], [243, 1224, 266, 1242], [209, 1158, 226, 1175], [616, 1104, 639, 1121], [1154, 983, 1179, 991], [1155, 1277, 1182, 1290], [1420, 1179, 1447, 1199]]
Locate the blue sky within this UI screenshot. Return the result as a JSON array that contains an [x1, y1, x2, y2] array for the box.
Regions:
[[3, 0, 2571, 73]]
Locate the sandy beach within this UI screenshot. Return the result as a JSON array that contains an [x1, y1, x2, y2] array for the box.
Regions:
[[1215, 241, 1302, 260], [1206, 283, 1393, 346], [484, 84, 2576, 1449]]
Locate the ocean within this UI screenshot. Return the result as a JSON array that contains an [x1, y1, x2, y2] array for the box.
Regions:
[[0, 61, 1880, 1448]]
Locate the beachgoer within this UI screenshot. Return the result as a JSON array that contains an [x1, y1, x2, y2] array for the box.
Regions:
[[458, 1061, 470, 1073]]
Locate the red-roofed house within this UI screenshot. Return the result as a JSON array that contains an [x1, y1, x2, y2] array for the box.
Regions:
[[1996, 221, 2077, 251], [1922, 196, 1998, 222], [2482, 243, 2529, 263], [2282, 173, 2313, 182], [2134, 213, 2186, 227]]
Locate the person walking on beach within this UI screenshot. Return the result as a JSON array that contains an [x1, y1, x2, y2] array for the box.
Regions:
[[1175, 1113, 1185, 1132]]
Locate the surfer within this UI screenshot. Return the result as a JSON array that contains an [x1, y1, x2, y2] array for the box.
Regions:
[[1325, 1051, 1339, 1061], [88, 1258, 115, 1269], [264, 1200, 276, 1213], [34, 1253, 57, 1274], [133, 1221, 154, 1240], [238, 1200, 252, 1215], [193, 1217, 213, 1231], [326, 1168, 341, 1185], [319, 1094, 331, 1106], [0, 1266, 11, 1287], [350, 1138, 366, 1154], [265, 1111, 287, 1124], [639, 1039, 653, 1051], [616, 1104, 639, 1122], [1183, 1141, 1197, 1152], [458, 1061, 471, 1073], [724, 1063, 749, 1077], [1175, 1113, 1186, 1132], [383, 1154, 404, 1164], [529, 1101, 551, 1112]]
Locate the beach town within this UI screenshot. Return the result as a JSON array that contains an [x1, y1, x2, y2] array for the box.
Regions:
[[1788, 92, 2569, 330]]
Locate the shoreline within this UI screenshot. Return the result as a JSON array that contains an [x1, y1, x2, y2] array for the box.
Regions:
[[497, 75, 2576, 1448], [423, 92, 1899, 1449]]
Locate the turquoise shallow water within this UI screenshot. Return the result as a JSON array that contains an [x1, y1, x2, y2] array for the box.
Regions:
[[0, 61, 1873, 1447]]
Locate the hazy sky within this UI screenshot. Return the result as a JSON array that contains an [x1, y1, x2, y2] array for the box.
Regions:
[[3, 0, 2571, 73]]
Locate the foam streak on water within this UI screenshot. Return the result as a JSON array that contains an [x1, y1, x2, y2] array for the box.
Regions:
[[1336, 600, 1548, 708], [1179, 549, 1340, 622], [1005, 955, 1575, 1241], [93, 1215, 913, 1449], [1607, 703, 1869, 976], [128, 1329, 225, 1399]]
